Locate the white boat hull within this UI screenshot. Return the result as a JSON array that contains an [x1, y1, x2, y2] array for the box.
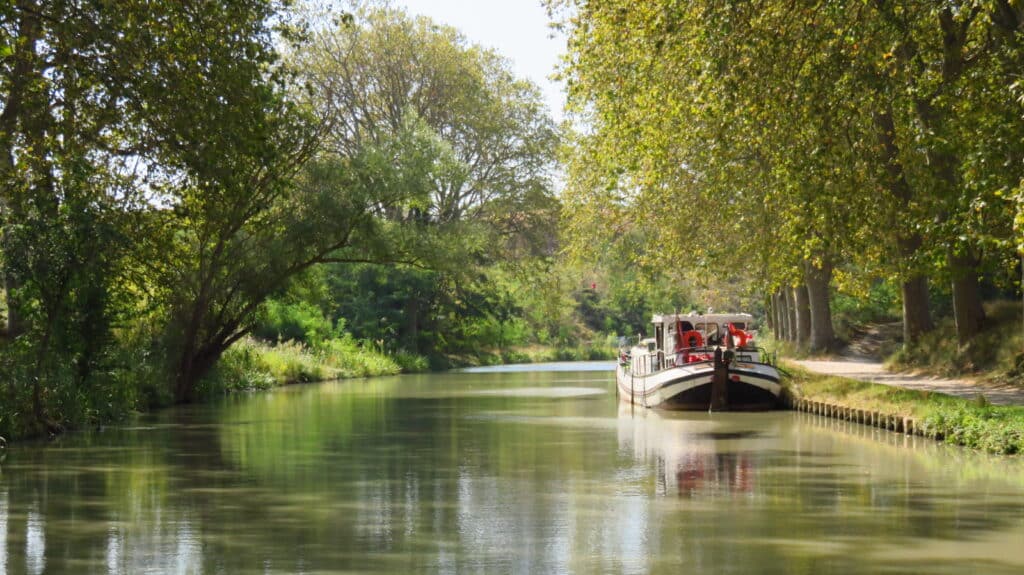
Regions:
[[616, 360, 781, 411]]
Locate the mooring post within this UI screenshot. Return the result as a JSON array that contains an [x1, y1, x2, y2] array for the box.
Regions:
[[709, 347, 729, 411]]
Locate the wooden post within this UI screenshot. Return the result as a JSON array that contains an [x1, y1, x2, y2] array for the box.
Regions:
[[709, 347, 729, 411]]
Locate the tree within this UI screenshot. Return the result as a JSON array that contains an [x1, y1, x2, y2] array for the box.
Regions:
[[289, 3, 562, 359], [296, 4, 560, 252], [0, 1, 281, 428], [552, 0, 1024, 352]]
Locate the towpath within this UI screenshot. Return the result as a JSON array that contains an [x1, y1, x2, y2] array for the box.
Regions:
[[790, 357, 1024, 406], [787, 322, 1024, 406]]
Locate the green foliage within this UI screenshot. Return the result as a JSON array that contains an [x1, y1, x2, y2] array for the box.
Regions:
[[197, 335, 432, 398], [253, 299, 340, 347], [552, 0, 1024, 347], [830, 280, 902, 342], [317, 336, 401, 379]]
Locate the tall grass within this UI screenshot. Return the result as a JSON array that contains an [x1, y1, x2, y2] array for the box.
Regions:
[[201, 336, 429, 396], [317, 336, 401, 378]]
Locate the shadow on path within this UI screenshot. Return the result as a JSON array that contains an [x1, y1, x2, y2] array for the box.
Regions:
[[791, 358, 1024, 406]]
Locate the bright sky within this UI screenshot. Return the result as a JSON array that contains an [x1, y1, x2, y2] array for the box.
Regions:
[[393, 0, 567, 120]]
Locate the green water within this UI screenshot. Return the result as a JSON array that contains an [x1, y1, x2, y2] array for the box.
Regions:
[[1, 363, 1023, 574]]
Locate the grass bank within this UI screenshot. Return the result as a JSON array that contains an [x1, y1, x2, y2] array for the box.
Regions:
[[446, 341, 618, 368], [782, 363, 1024, 455], [199, 336, 616, 396], [199, 336, 430, 395]]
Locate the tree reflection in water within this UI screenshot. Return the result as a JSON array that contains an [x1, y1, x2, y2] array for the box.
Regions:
[[0, 371, 1023, 574]]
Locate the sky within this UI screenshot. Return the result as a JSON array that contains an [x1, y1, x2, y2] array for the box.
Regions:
[[393, 0, 567, 120]]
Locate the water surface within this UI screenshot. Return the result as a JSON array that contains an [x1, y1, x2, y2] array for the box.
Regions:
[[1, 363, 1023, 574]]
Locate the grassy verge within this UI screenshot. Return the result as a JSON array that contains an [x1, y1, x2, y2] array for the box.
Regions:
[[442, 341, 618, 368], [198, 334, 613, 396], [200, 336, 428, 395], [783, 363, 1024, 455]]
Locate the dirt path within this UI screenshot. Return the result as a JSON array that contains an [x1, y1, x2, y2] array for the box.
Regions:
[[790, 357, 1024, 407], [789, 321, 1024, 406]]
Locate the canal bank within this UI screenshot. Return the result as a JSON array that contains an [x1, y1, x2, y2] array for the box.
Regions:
[[781, 363, 1024, 455]]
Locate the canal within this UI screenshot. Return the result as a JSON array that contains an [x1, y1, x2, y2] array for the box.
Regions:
[[1, 363, 1022, 574]]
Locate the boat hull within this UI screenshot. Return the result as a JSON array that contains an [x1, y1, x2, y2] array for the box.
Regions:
[[616, 362, 780, 411]]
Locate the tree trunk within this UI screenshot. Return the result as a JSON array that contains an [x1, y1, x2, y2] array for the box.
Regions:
[[0, 5, 41, 340], [772, 291, 782, 340], [764, 293, 775, 335], [948, 249, 985, 345], [901, 274, 933, 345], [804, 260, 835, 352], [174, 345, 221, 404], [784, 287, 798, 343], [770, 291, 780, 339], [776, 290, 790, 341], [874, 108, 934, 346], [794, 284, 811, 347]]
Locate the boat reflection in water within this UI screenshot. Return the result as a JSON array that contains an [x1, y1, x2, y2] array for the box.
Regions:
[[617, 403, 780, 498], [673, 451, 754, 498]]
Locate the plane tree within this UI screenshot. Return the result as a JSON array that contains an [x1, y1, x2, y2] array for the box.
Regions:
[[552, 0, 1024, 350]]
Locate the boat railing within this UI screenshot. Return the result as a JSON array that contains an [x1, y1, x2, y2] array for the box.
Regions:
[[622, 345, 777, 375], [726, 346, 777, 367]]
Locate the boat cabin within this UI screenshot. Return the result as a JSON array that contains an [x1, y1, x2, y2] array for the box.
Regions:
[[626, 313, 758, 375], [651, 312, 755, 352]]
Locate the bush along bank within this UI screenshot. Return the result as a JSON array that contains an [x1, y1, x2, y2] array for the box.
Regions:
[[443, 342, 619, 369], [782, 364, 1024, 455], [198, 336, 429, 396], [887, 301, 1024, 385], [197, 336, 617, 397]]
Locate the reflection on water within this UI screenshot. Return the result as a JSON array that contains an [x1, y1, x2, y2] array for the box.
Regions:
[[25, 506, 43, 575], [0, 489, 7, 573], [0, 367, 1023, 573]]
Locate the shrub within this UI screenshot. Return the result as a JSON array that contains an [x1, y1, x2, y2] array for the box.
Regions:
[[252, 299, 339, 347], [317, 336, 401, 378]]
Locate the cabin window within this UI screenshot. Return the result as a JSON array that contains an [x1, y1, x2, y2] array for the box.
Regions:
[[696, 323, 720, 343], [731, 322, 746, 330]]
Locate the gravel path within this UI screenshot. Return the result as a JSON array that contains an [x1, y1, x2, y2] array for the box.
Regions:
[[791, 358, 1024, 406]]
